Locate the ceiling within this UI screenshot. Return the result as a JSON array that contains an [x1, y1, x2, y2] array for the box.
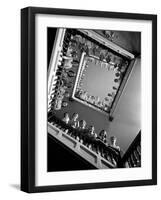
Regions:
[[95, 30, 141, 56]]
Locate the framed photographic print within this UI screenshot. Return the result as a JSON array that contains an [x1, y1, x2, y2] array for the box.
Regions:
[[21, 7, 157, 193]]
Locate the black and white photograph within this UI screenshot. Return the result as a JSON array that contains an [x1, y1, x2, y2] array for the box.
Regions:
[[20, 7, 157, 193], [0, 0, 160, 198], [47, 28, 141, 171]]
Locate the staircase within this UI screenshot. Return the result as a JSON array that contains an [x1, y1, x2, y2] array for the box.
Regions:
[[48, 121, 117, 169]]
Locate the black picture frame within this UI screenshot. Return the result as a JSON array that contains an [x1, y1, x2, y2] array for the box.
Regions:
[[21, 6, 157, 193]]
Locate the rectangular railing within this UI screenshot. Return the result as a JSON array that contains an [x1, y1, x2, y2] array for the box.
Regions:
[[47, 114, 123, 169], [118, 131, 141, 168]]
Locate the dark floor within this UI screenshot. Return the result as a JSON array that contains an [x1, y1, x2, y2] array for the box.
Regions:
[[48, 134, 96, 172]]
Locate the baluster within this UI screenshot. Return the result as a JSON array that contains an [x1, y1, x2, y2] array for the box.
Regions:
[[127, 158, 132, 168], [109, 152, 117, 166], [137, 145, 141, 154], [130, 154, 136, 167], [106, 151, 113, 163], [133, 150, 140, 164], [136, 146, 141, 159], [124, 161, 130, 168], [131, 152, 138, 167]]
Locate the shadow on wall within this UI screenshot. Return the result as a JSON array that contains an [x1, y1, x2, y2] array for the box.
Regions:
[[108, 58, 141, 153]]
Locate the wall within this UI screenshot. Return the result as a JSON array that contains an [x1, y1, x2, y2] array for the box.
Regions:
[[109, 58, 141, 152]]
